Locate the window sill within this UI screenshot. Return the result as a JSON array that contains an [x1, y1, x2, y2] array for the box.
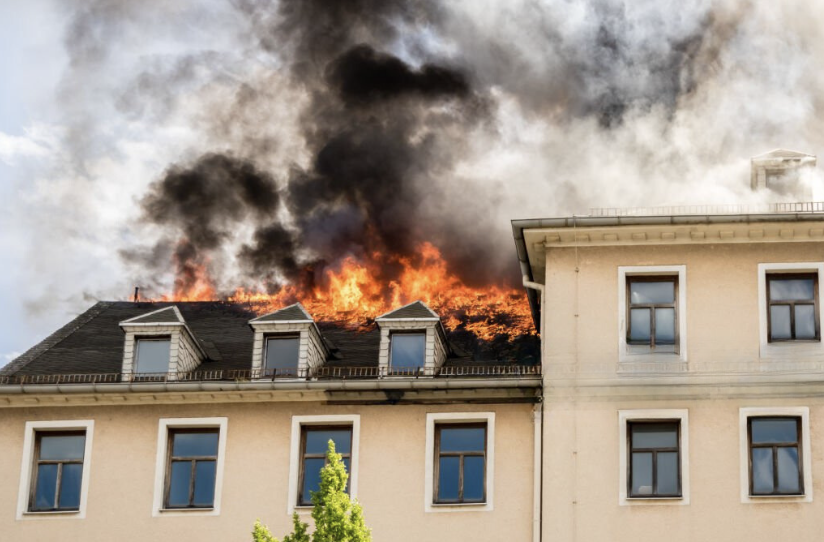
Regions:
[[426, 501, 492, 513], [621, 496, 688, 506], [742, 493, 811, 504], [156, 507, 218, 517], [23, 510, 80, 516]]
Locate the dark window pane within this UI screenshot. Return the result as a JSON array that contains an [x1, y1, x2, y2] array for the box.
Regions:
[[770, 278, 814, 301], [777, 447, 800, 493], [305, 429, 352, 455], [34, 463, 58, 509], [631, 452, 653, 495], [630, 281, 674, 304], [795, 305, 816, 339], [58, 463, 83, 509], [752, 448, 774, 494], [770, 305, 792, 339], [302, 458, 325, 503], [438, 456, 460, 501], [168, 461, 192, 507], [657, 452, 679, 495], [440, 427, 485, 452], [39, 435, 85, 460], [390, 334, 426, 368], [173, 432, 219, 457], [751, 419, 797, 444], [632, 424, 677, 449], [629, 309, 651, 342], [342, 457, 351, 493], [463, 456, 485, 502], [655, 308, 676, 344], [193, 461, 216, 506], [265, 337, 300, 372], [135, 339, 171, 373]]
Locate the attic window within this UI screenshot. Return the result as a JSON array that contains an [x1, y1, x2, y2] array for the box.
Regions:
[[134, 338, 171, 374], [264, 335, 300, 376], [389, 332, 426, 371]]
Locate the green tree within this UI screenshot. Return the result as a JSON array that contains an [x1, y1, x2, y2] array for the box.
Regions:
[[252, 440, 371, 542]]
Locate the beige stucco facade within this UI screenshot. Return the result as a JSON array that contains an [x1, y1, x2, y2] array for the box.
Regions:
[[531, 217, 824, 542], [0, 397, 537, 542]]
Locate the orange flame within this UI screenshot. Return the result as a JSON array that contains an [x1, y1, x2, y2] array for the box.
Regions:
[[162, 242, 535, 341]]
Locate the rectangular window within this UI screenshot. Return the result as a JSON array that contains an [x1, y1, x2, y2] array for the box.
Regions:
[[298, 426, 352, 506], [264, 335, 300, 376], [627, 277, 678, 350], [389, 332, 426, 372], [29, 431, 86, 512], [767, 274, 819, 342], [135, 337, 171, 373], [628, 422, 680, 498], [434, 423, 486, 504], [748, 417, 803, 496], [164, 429, 219, 509]]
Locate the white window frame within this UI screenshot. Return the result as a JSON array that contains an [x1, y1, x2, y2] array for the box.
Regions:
[[618, 265, 687, 364], [618, 409, 689, 506], [152, 417, 228, 517], [758, 263, 824, 359], [134, 336, 172, 374], [287, 414, 360, 515], [739, 407, 812, 503], [16, 419, 95, 520], [425, 412, 495, 513]]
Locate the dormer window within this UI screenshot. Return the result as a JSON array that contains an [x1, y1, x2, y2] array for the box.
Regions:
[[389, 332, 426, 371], [135, 337, 172, 374], [264, 335, 301, 376]]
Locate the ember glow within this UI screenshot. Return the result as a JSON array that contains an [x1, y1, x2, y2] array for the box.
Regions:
[[161, 242, 534, 341]]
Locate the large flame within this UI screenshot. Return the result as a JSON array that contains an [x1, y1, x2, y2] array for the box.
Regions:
[[161, 242, 535, 341]]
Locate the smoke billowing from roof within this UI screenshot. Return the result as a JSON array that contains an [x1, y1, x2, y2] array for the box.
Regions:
[[10, 0, 824, 313]]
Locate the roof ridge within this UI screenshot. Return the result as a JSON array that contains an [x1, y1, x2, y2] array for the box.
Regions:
[[0, 301, 113, 375]]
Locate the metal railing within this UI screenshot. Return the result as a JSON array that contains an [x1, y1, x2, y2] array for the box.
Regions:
[[589, 201, 824, 217], [0, 365, 541, 386]]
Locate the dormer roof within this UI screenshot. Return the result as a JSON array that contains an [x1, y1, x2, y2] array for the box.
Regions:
[[249, 303, 313, 324], [119, 306, 185, 326], [376, 301, 440, 321], [752, 149, 816, 161]]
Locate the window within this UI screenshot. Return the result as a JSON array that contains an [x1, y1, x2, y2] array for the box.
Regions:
[[152, 418, 227, 516], [618, 410, 689, 506], [617, 266, 687, 364], [165, 429, 219, 509], [767, 274, 819, 342], [135, 337, 171, 373], [425, 412, 495, 512], [298, 426, 352, 506], [628, 422, 680, 498], [739, 407, 812, 503], [264, 335, 300, 376], [627, 277, 677, 350], [16, 420, 94, 519], [287, 415, 360, 514], [389, 332, 426, 372], [434, 424, 486, 504]]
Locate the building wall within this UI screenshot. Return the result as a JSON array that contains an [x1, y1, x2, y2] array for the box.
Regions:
[[0, 401, 535, 542]]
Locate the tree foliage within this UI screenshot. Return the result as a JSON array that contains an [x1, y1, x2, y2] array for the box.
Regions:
[[252, 440, 371, 542]]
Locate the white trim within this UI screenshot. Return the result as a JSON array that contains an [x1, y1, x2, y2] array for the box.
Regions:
[[16, 419, 95, 520], [618, 409, 690, 506], [757, 262, 824, 359], [119, 306, 185, 325], [249, 302, 314, 324], [376, 300, 439, 320], [287, 415, 360, 515], [425, 412, 495, 513], [618, 265, 687, 363], [152, 417, 228, 517], [738, 407, 812, 503]]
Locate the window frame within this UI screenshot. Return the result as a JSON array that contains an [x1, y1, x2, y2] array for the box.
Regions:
[[739, 407, 812, 503], [618, 409, 689, 506], [433, 422, 487, 504], [747, 416, 803, 496], [425, 412, 495, 513], [152, 417, 228, 517], [134, 335, 172, 374], [287, 415, 360, 515], [29, 430, 87, 512], [262, 333, 302, 377], [766, 273, 820, 342], [388, 330, 427, 374], [163, 428, 221, 509], [626, 276, 679, 349], [16, 420, 95, 520], [297, 425, 353, 506], [618, 266, 687, 364], [627, 421, 681, 498]]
